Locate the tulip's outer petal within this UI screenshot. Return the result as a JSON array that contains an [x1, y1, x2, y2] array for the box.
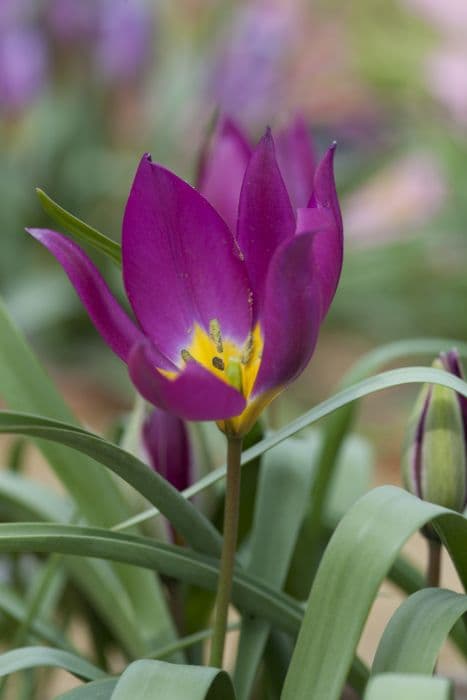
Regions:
[[142, 407, 192, 491], [252, 232, 322, 397], [274, 115, 315, 209], [404, 384, 432, 499], [197, 116, 252, 233], [440, 349, 467, 429], [237, 129, 295, 320], [26, 228, 143, 362], [128, 341, 246, 421], [296, 206, 341, 321], [123, 155, 252, 361], [300, 144, 343, 319]]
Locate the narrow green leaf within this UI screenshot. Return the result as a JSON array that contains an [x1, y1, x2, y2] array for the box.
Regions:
[[0, 583, 72, 650], [0, 411, 222, 557], [111, 660, 235, 700], [0, 647, 105, 682], [372, 588, 467, 675], [36, 189, 122, 265], [0, 522, 303, 637], [117, 365, 467, 528], [0, 298, 175, 655], [234, 434, 321, 699], [57, 679, 118, 699], [281, 487, 467, 700], [363, 673, 453, 700]]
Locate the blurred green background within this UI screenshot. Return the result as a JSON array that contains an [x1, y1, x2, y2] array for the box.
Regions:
[[1, 0, 467, 391]]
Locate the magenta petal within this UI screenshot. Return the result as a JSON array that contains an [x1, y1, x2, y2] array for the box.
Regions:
[[237, 129, 295, 320], [197, 116, 252, 233], [128, 341, 246, 421], [274, 116, 315, 209], [26, 228, 143, 362], [123, 155, 252, 361], [252, 232, 322, 397], [301, 144, 343, 319], [142, 407, 192, 492]]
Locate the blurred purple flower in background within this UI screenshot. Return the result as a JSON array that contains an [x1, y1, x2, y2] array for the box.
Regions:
[[95, 0, 153, 83], [142, 407, 192, 493], [47, 0, 96, 43], [210, 1, 298, 127], [0, 26, 48, 113]]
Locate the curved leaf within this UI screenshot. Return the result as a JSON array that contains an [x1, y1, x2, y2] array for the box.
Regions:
[[281, 486, 467, 700], [111, 660, 234, 700], [36, 189, 122, 266], [115, 365, 467, 530], [0, 411, 222, 557], [363, 673, 453, 700], [57, 678, 118, 699], [372, 588, 467, 675], [0, 522, 303, 636], [0, 646, 105, 681]]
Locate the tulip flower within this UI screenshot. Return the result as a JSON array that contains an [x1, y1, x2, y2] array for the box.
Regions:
[[402, 350, 467, 512], [27, 119, 342, 438], [142, 407, 192, 493]]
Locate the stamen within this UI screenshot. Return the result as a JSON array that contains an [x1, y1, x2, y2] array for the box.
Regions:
[[209, 319, 223, 353], [241, 333, 253, 365], [181, 349, 194, 363], [212, 356, 225, 371]]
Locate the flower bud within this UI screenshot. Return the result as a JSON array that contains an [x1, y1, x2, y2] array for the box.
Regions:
[[142, 407, 192, 493], [402, 351, 467, 512]]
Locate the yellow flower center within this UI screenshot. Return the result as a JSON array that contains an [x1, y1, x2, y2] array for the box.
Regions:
[[160, 319, 278, 436]]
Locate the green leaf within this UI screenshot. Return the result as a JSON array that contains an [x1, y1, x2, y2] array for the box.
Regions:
[[57, 679, 118, 700], [36, 188, 122, 265], [0, 522, 302, 637], [234, 433, 321, 699], [0, 298, 175, 655], [119, 365, 467, 529], [110, 660, 235, 700], [372, 588, 467, 674], [363, 674, 453, 700], [281, 486, 467, 700], [0, 647, 105, 682], [0, 411, 222, 557]]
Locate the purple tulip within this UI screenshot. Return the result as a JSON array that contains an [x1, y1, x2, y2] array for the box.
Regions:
[[142, 407, 192, 492], [27, 121, 342, 436]]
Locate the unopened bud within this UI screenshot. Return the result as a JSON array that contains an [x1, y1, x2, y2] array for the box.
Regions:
[[402, 353, 467, 512]]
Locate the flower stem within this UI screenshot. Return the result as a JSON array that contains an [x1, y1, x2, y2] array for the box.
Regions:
[[209, 435, 243, 668], [427, 538, 442, 588]]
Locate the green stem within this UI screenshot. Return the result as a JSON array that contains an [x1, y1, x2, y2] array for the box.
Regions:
[[209, 436, 243, 668], [427, 538, 442, 588]]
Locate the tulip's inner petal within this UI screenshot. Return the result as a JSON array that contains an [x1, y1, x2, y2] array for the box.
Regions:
[[440, 350, 467, 430], [252, 232, 322, 399], [197, 116, 252, 234], [26, 228, 144, 362], [128, 341, 246, 422], [123, 155, 253, 361], [237, 129, 295, 321], [301, 144, 343, 320], [274, 115, 315, 209]]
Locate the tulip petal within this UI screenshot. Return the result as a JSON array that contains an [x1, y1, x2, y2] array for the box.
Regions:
[[237, 129, 295, 320], [252, 232, 322, 397], [142, 407, 192, 491], [128, 341, 246, 421], [440, 350, 467, 429], [26, 228, 143, 362], [298, 144, 343, 319], [197, 116, 252, 233], [122, 155, 253, 361], [274, 115, 315, 209]]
